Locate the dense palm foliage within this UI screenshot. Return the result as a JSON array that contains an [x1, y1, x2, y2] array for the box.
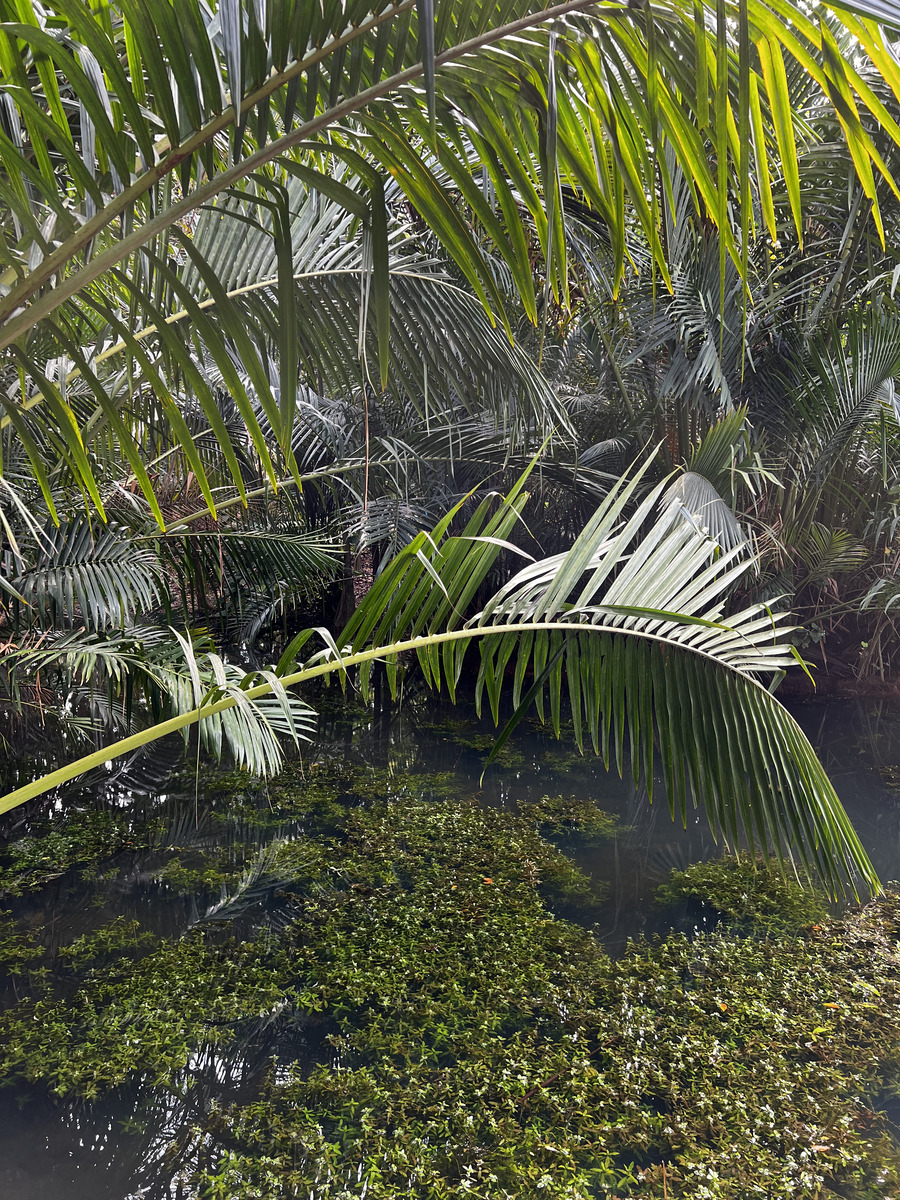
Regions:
[[0, 468, 877, 892], [2, 0, 900, 889]]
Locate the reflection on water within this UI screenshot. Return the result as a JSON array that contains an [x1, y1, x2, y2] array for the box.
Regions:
[[1, 695, 900, 1198]]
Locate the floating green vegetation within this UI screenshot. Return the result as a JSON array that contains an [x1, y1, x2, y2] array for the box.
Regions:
[[0, 760, 475, 903], [0, 929, 300, 1099], [57, 917, 156, 968], [0, 797, 608, 1106], [452, 731, 528, 769], [538, 746, 595, 775], [520, 793, 621, 840], [208, 760, 469, 827], [0, 808, 163, 896], [156, 846, 249, 896], [199, 896, 900, 1199], [0, 911, 41, 975], [415, 713, 527, 768], [656, 853, 830, 932], [2, 787, 899, 1198]]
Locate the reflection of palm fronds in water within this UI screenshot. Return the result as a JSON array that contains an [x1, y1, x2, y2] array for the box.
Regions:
[[646, 840, 717, 886], [54, 1084, 207, 1200], [385, 744, 423, 776], [53, 1037, 280, 1199], [617, 778, 723, 881], [11, 736, 187, 826], [101, 739, 186, 803], [154, 801, 219, 853], [622, 780, 654, 830], [317, 706, 423, 773], [61, 994, 330, 1199], [202, 841, 290, 922]]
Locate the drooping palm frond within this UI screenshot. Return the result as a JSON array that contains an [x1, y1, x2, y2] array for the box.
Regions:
[[3, 0, 900, 520], [160, 526, 338, 594], [19, 173, 567, 531], [165, 525, 340, 646], [1, 625, 171, 682], [347, 472, 874, 893], [0, 620, 316, 772], [663, 472, 747, 554], [0, 625, 179, 744], [0, 465, 877, 894], [352, 495, 432, 562], [170, 176, 570, 441], [748, 312, 900, 567], [158, 630, 318, 777], [791, 522, 869, 590]]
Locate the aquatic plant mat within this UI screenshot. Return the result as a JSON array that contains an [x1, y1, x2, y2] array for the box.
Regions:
[[2, 732, 900, 1197]]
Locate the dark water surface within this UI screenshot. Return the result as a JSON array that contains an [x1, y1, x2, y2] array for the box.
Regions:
[[1, 695, 899, 1199]]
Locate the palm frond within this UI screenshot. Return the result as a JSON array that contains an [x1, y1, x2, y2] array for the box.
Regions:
[[663, 472, 748, 553], [3, 0, 900, 518], [661, 409, 772, 553], [342, 465, 875, 894], [0, 464, 876, 895], [792, 522, 869, 588], [159, 630, 317, 777], [9, 521, 162, 629]]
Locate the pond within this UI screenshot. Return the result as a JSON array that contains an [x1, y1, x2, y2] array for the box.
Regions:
[[1, 693, 900, 1199]]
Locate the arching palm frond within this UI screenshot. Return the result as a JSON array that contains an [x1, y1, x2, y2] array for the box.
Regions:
[[352, 495, 432, 562], [791, 522, 869, 590], [175, 176, 569, 441], [163, 525, 340, 647], [157, 631, 318, 777], [4, 463, 873, 895], [0, 622, 316, 774], [2, 0, 900, 520], [344, 469, 873, 893], [162, 527, 339, 593]]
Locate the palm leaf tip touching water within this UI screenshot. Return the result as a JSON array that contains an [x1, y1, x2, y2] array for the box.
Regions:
[[342, 468, 877, 896], [0, 467, 878, 897]]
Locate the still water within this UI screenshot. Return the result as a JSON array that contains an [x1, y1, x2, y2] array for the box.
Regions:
[[1, 695, 899, 1199]]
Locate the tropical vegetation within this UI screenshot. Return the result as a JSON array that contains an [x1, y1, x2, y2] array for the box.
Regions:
[[3, 0, 900, 883]]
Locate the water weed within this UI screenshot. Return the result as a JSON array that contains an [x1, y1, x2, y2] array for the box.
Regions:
[[0, 808, 163, 896], [656, 853, 830, 932], [2, 783, 899, 1198]]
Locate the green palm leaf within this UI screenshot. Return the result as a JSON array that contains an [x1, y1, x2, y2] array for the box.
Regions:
[[9, 520, 162, 629], [0, 463, 877, 896], [3, 0, 900, 521]]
